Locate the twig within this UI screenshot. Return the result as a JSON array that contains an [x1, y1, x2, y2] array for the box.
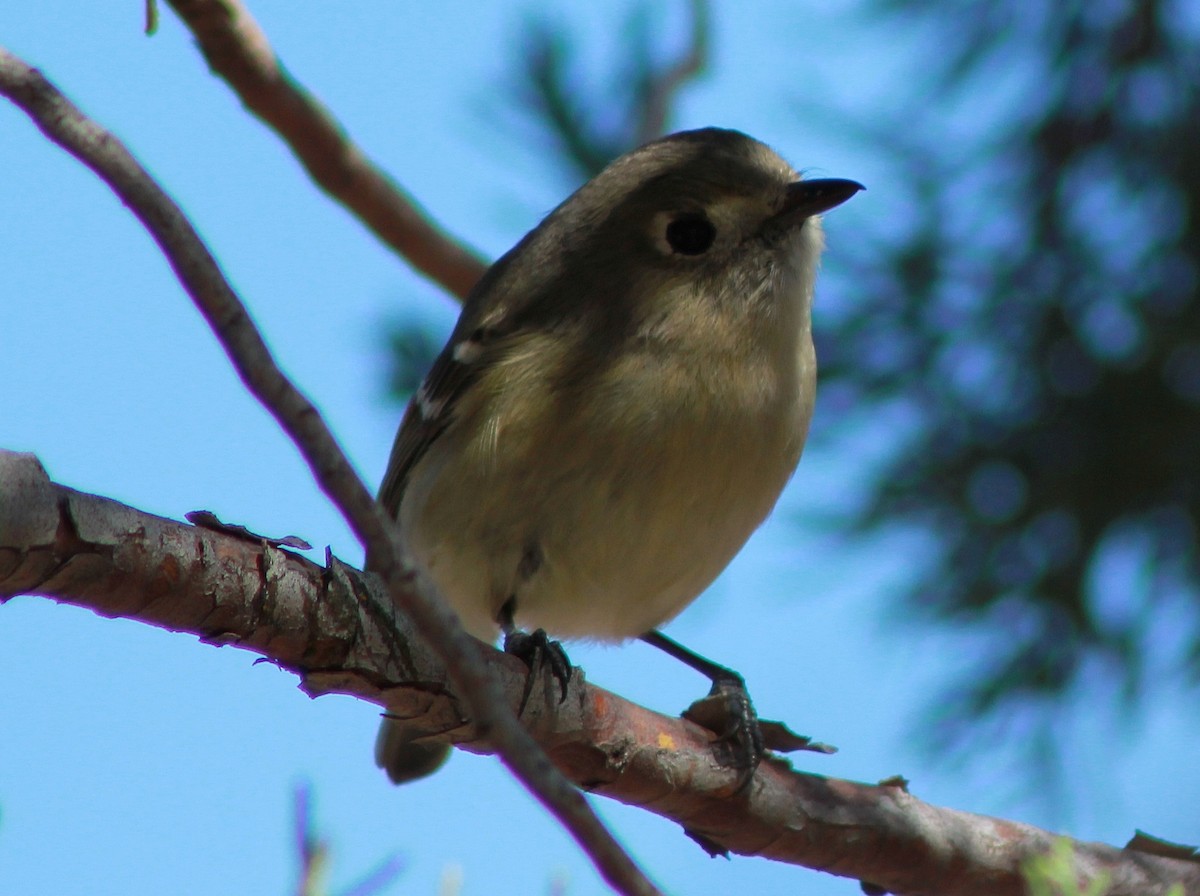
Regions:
[[165, 0, 486, 300], [294, 783, 329, 896], [292, 782, 404, 896], [3, 452, 1198, 896], [0, 47, 658, 896]]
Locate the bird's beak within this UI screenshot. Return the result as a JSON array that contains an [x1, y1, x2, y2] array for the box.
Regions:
[[777, 178, 864, 221]]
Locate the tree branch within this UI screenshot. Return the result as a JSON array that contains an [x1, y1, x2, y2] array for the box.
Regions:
[[0, 46, 656, 896], [3, 450, 1197, 896], [165, 0, 487, 300]]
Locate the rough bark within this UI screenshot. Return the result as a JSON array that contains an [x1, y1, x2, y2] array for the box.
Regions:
[[4, 450, 1196, 896]]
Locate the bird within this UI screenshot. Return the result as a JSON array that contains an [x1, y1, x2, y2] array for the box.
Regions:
[[374, 127, 861, 784]]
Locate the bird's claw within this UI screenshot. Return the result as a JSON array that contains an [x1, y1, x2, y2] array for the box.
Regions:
[[682, 677, 764, 789], [504, 627, 573, 706]]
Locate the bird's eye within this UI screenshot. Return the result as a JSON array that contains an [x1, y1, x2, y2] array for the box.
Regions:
[[665, 213, 716, 255]]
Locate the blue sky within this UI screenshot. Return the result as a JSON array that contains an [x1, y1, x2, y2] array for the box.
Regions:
[[2, 3, 1198, 895]]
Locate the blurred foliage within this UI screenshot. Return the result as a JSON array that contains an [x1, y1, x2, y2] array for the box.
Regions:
[[511, 0, 709, 181], [1022, 836, 1186, 896], [1022, 839, 1112, 896], [386, 0, 1200, 758], [382, 0, 709, 398], [818, 0, 1200, 752], [385, 313, 446, 401]]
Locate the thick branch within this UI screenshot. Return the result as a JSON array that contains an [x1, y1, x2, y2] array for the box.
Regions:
[[166, 0, 486, 299], [0, 47, 654, 896], [3, 451, 1197, 896]]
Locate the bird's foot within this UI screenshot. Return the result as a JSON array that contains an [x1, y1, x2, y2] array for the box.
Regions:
[[682, 674, 764, 790], [504, 627, 573, 707]]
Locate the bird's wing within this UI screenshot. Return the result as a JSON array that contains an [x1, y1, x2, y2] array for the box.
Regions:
[[377, 330, 488, 516], [377, 232, 563, 516]]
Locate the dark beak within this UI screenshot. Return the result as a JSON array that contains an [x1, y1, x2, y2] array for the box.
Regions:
[[777, 178, 864, 220]]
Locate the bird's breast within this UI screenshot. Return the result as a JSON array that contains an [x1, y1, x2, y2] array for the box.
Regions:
[[403, 315, 816, 643]]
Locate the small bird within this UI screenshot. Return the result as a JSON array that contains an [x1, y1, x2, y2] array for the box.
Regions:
[[375, 127, 860, 783]]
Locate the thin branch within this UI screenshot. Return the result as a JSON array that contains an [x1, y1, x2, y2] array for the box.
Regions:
[[0, 48, 657, 896], [292, 782, 404, 896], [165, 0, 486, 300], [294, 783, 330, 896], [3, 452, 1198, 896]]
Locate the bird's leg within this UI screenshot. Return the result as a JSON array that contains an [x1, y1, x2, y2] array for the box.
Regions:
[[498, 597, 573, 705], [641, 629, 764, 787]]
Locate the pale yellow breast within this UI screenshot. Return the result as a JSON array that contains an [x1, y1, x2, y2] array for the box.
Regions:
[[402, 293, 815, 642]]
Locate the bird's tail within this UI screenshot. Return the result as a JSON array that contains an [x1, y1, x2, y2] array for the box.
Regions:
[[374, 717, 451, 784]]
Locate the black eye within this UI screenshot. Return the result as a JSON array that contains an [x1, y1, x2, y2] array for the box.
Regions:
[[665, 213, 716, 255]]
